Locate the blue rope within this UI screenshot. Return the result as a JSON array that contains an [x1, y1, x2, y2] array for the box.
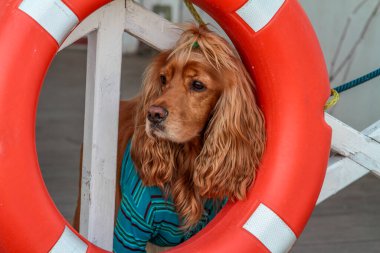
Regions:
[[334, 67, 380, 93]]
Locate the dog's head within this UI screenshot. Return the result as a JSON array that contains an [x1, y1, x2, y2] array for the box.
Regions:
[[144, 49, 222, 143], [131, 25, 265, 228]]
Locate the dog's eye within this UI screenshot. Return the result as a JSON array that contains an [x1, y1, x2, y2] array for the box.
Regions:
[[160, 75, 167, 85], [191, 80, 206, 92]]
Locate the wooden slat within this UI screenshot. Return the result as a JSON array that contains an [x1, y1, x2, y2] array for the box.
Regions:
[[318, 117, 380, 204], [326, 114, 380, 177], [317, 158, 368, 204], [362, 119, 380, 142], [80, 31, 96, 238], [60, 0, 182, 52], [124, 0, 181, 51], [80, 1, 125, 250]]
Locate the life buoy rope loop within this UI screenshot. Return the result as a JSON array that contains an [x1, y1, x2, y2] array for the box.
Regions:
[[0, 0, 331, 252]]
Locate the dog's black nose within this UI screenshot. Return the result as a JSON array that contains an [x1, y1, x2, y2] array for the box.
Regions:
[[147, 105, 168, 124]]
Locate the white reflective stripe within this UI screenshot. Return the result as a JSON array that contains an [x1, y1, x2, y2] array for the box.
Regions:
[[243, 203, 296, 253], [236, 0, 285, 32], [18, 0, 79, 44], [50, 226, 88, 253]]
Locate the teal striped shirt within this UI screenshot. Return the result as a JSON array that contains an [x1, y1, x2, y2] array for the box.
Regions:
[[113, 142, 226, 253]]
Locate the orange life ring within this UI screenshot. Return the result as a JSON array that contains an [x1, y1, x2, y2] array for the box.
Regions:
[[0, 0, 331, 252]]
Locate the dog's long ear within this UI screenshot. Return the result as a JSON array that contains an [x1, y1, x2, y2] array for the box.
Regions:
[[194, 58, 265, 200], [131, 52, 176, 188]]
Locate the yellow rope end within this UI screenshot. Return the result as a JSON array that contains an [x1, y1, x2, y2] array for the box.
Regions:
[[324, 89, 340, 110]]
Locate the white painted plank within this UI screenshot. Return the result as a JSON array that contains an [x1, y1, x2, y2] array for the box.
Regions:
[[326, 113, 380, 177], [317, 157, 368, 205], [60, 0, 182, 52], [318, 117, 380, 204], [124, 0, 181, 51], [80, 1, 125, 250], [362, 120, 380, 142], [80, 31, 96, 238]]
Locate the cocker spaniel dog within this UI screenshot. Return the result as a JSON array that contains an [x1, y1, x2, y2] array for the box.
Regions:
[[75, 25, 265, 253]]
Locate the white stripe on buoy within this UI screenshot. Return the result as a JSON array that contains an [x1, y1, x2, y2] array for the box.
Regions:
[[243, 203, 296, 253], [50, 226, 88, 253], [18, 0, 79, 44], [236, 0, 285, 32]]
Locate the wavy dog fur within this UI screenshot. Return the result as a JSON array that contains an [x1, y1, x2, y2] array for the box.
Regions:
[[131, 25, 265, 229]]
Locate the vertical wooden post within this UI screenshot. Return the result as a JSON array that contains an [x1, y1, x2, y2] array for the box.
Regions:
[[80, 1, 125, 250]]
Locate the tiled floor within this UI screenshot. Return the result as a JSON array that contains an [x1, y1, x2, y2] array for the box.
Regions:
[[37, 48, 380, 253]]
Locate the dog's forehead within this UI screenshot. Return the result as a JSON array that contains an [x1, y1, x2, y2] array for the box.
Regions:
[[163, 51, 218, 74]]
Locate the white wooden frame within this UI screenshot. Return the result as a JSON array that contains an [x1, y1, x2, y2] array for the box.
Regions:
[[318, 115, 380, 204], [59, 0, 380, 250]]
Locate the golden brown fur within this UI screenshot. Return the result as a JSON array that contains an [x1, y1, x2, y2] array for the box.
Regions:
[[74, 25, 265, 231]]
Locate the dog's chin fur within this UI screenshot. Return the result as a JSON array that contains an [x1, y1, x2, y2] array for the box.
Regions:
[[146, 118, 204, 144], [130, 24, 266, 229], [146, 123, 183, 143], [145, 122, 163, 139]]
